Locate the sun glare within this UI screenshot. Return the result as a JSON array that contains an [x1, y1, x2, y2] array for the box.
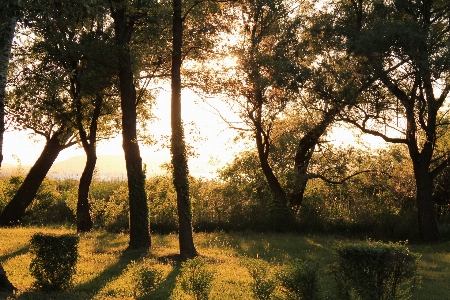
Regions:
[[2, 86, 243, 178]]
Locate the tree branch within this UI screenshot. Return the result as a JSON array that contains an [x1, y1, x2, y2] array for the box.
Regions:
[[307, 169, 391, 184], [430, 152, 450, 179], [342, 117, 407, 144]]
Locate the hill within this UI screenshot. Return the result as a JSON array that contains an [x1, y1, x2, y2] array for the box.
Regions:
[[47, 155, 167, 179], [0, 155, 219, 179]]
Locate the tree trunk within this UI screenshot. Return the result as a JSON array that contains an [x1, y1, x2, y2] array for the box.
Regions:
[[75, 93, 103, 233], [76, 147, 96, 232], [171, 0, 198, 258], [0, 8, 19, 294], [255, 130, 286, 203], [254, 126, 292, 230], [0, 130, 69, 225], [414, 167, 440, 242], [111, 3, 151, 249], [251, 85, 292, 229], [291, 106, 340, 207], [0, 16, 16, 167]]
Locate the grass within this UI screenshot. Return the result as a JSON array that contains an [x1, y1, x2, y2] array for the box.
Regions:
[[0, 227, 449, 299]]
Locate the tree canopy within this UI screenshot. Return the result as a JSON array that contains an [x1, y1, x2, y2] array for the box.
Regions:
[[1, 0, 450, 244]]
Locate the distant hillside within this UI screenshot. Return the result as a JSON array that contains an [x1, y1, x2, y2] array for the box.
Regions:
[[0, 163, 28, 177], [0, 155, 219, 179], [48, 155, 167, 179]]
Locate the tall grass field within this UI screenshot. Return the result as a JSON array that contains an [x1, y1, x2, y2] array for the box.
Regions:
[[0, 227, 449, 299]]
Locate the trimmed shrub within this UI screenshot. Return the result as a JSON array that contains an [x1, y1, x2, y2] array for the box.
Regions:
[[29, 233, 79, 291], [242, 257, 277, 300], [330, 241, 420, 300], [279, 259, 320, 300], [179, 257, 216, 300]]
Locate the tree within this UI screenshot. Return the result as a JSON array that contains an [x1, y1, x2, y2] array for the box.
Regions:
[[62, 7, 118, 233], [214, 0, 307, 229], [109, 0, 151, 249], [196, 0, 381, 231], [169, 0, 222, 257], [0, 0, 19, 168], [288, 10, 379, 208], [333, 0, 450, 241], [0, 9, 82, 225], [170, 0, 196, 258], [0, 127, 75, 225], [1, 1, 121, 231], [171, 0, 197, 257], [0, 1, 23, 292]]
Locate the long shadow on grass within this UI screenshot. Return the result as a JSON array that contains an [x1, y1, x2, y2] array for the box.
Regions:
[[138, 258, 182, 300], [75, 247, 148, 296], [0, 245, 29, 262], [15, 247, 147, 300], [228, 233, 335, 263]]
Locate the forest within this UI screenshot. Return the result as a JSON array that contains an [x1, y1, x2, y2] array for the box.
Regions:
[[0, 0, 449, 298]]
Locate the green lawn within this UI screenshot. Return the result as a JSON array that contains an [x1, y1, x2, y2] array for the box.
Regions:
[[0, 227, 449, 299]]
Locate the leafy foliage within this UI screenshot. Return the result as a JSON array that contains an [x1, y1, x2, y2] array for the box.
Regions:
[[24, 178, 74, 224], [330, 241, 421, 300], [146, 175, 178, 233], [278, 259, 320, 300], [241, 257, 277, 300], [29, 233, 79, 291], [91, 185, 129, 233], [128, 260, 163, 298], [0, 140, 425, 239], [179, 257, 216, 300]]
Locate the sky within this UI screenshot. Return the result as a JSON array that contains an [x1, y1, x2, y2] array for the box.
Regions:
[[2, 88, 245, 176], [2, 85, 387, 178]]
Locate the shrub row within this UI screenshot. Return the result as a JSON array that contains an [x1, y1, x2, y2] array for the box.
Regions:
[[0, 171, 447, 239], [241, 241, 420, 300]]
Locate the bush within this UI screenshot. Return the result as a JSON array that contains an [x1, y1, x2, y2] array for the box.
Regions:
[[21, 178, 74, 224], [91, 186, 129, 232], [279, 259, 320, 300], [241, 257, 277, 300], [129, 261, 163, 298], [146, 176, 178, 233], [29, 233, 79, 291], [0, 176, 23, 212], [179, 257, 216, 300], [330, 241, 420, 300]]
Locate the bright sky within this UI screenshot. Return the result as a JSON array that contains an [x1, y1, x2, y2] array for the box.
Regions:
[[2, 88, 245, 177], [2, 85, 389, 178]]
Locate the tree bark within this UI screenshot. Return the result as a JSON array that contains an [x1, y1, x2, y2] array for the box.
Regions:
[[111, 2, 151, 249], [0, 6, 19, 294], [0, 129, 71, 225], [171, 0, 198, 258], [77, 150, 95, 232], [254, 122, 286, 204], [247, 85, 292, 229], [254, 121, 292, 230], [0, 16, 16, 167], [414, 164, 440, 241], [291, 106, 340, 207], [75, 94, 102, 232]]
